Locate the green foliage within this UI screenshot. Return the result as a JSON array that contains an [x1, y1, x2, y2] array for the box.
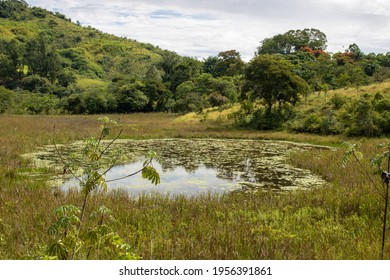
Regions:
[[346, 95, 381, 137], [342, 142, 390, 259], [0, 86, 14, 113], [330, 93, 346, 109], [116, 82, 149, 113], [169, 57, 202, 92], [291, 110, 341, 135], [250, 105, 295, 130], [258, 28, 327, 54], [46, 117, 160, 259], [20, 74, 53, 93], [214, 50, 245, 77], [1, 3, 390, 121], [0, 0, 28, 19], [244, 54, 309, 111]]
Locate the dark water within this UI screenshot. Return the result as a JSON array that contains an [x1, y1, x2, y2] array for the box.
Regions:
[[58, 139, 327, 197]]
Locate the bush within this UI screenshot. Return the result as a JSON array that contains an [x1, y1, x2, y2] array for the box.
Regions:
[[0, 86, 15, 113], [290, 110, 341, 135], [374, 98, 390, 112], [62, 94, 86, 114], [330, 93, 346, 109], [116, 86, 149, 113], [174, 92, 208, 113], [21, 74, 53, 94], [208, 92, 229, 107], [250, 105, 294, 130], [346, 96, 381, 137], [19, 93, 61, 114]]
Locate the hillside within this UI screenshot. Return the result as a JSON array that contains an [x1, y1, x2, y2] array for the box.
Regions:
[[0, 0, 193, 114], [1, 0, 390, 139], [0, 0, 166, 79], [180, 81, 390, 137]]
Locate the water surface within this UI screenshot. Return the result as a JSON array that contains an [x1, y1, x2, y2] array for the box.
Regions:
[[26, 139, 328, 197]]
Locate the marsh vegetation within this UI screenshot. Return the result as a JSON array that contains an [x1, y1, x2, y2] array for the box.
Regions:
[[0, 114, 389, 259]]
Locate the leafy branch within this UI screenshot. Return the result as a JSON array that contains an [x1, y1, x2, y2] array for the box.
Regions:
[[342, 142, 390, 259], [47, 117, 160, 260]]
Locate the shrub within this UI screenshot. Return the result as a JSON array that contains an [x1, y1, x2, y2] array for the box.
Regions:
[[0, 86, 15, 113], [346, 96, 381, 137], [250, 105, 294, 130], [21, 75, 54, 94], [330, 93, 346, 109], [208, 92, 229, 107]]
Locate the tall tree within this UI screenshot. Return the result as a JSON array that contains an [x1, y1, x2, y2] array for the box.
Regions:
[[258, 28, 327, 55], [244, 54, 309, 111], [170, 57, 202, 92], [203, 56, 219, 77], [25, 33, 61, 82], [215, 50, 245, 77]]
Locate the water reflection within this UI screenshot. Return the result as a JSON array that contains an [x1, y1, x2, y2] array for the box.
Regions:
[[59, 139, 327, 196]]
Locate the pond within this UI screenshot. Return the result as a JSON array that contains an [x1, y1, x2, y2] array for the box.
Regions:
[[25, 139, 328, 197]]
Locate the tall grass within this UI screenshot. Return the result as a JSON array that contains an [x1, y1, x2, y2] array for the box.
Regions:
[[0, 114, 388, 259]]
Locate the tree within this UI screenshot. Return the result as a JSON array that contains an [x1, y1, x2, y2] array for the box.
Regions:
[[244, 54, 309, 112], [47, 117, 160, 259], [258, 28, 327, 55], [159, 51, 182, 83], [0, 0, 28, 18], [0, 39, 24, 83], [0, 86, 15, 113], [203, 56, 219, 77], [215, 50, 245, 77], [170, 57, 202, 92], [116, 81, 149, 112], [25, 33, 61, 82], [346, 43, 364, 61], [142, 79, 172, 112]]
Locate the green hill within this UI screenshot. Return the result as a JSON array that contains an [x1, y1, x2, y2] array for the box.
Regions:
[[0, 0, 166, 79], [0, 0, 194, 114], [2, 0, 390, 139]]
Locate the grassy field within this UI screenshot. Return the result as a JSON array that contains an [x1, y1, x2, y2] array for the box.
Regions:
[[0, 113, 389, 259]]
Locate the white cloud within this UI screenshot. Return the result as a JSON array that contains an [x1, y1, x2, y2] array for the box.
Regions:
[[27, 0, 390, 60]]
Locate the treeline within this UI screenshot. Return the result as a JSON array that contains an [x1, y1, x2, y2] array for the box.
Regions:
[[1, 0, 390, 125]]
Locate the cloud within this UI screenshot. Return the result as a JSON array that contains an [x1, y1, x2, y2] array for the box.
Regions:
[[27, 0, 390, 60]]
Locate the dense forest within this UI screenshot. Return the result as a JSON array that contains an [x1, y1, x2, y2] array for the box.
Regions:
[[1, 0, 390, 136]]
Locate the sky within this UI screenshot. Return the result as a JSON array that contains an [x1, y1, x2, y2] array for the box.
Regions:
[[27, 0, 390, 61]]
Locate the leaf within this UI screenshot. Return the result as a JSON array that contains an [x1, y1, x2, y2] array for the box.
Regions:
[[98, 116, 110, 124], [48, 224, 59, 236], [142, 166, 160, 185], [145, 150, 161, 164], [58, 217, 71, 229], [47, 241, 68, 260], [341, 142, 359, 168], [354, 151, 363, 160], [101, 127, 110, 138], [54, 205, 80, 218], [97, 206, 112, 215]]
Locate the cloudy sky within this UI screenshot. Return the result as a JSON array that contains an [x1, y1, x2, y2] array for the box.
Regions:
[[27, 0, 390, 60]]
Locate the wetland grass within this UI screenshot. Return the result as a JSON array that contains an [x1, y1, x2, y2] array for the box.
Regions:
[[0, 114, 388, 259]]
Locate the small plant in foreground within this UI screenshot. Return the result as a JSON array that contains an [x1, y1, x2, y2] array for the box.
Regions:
[[343, 142, 390, 259], [46, 117, 160, 259]]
